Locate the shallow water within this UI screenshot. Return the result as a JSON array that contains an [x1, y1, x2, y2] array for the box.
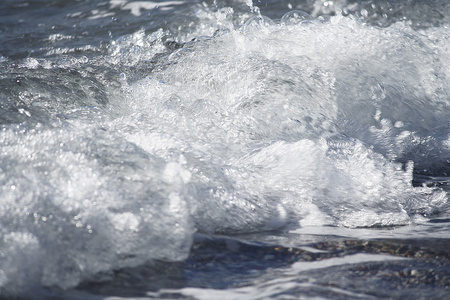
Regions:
[[0, 0, 449, 299]]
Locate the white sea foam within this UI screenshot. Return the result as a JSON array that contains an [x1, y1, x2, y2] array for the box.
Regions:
[[0, 2, 449, 297], [118, 11, 449, 231]]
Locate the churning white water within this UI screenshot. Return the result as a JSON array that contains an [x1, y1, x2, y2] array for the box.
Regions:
[[0, 0, 449, 298]]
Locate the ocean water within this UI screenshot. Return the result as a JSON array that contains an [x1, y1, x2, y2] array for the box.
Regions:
[[0, 0, 449, 299]]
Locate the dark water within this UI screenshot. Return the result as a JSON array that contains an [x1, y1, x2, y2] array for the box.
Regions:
[[0, 0, 449, 299]]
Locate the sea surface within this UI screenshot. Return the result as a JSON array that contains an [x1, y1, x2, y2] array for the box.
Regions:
[[0, 0, 450, 299]]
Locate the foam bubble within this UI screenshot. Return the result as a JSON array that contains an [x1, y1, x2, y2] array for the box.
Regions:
[[281, 10, 315, 26]]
